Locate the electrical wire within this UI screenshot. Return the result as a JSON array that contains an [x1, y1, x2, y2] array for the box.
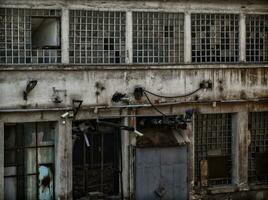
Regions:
[[143, 87, 202, 99], [144, 91, 167, 117]]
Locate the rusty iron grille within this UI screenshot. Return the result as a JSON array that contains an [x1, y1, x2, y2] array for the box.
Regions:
[[191, 13, 239, 63], [133, 12, 184, 64], [246, 15, 268, 62], [69, 10, 126, 64], [4, 122, 55, 200], [0, 8, 61, 64], [248, 112, 268, 184], [72, 120, 120, 199], [194, 113, 232, 186]]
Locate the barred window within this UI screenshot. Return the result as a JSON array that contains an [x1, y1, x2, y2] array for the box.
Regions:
[[133, 12, 184, 64], [246, 15, 268, 62], [191, 13, 239, 63], [69, 10, 126, 64], [195, 113, 233, 186], [248, 112, 268, 184], [0, 8, 61, 64]]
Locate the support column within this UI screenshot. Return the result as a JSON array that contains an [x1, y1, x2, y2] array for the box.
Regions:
[[61, 8, 69, 64], [0, 121, 4, 200], [239, 13, 246, 62], [121, 111, 130, 199], [236, 111, 249, 190], [55, 118, 72, 199], [188, 118, 195, 200], [184, 12, 192, 64], [126, 11, 133, 64]]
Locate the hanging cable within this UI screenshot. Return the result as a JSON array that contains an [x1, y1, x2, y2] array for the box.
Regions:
[[140, 80, 212, 99], [143, 87, 201, 99], [144, 91, 167, 117]]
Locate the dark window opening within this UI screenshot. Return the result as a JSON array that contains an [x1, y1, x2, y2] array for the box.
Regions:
[[31, 17, 60, 49], [248, 112, 268, 184], [72, 119, 121, 199], [194, 113, 233, 186], [4, 122, 56, 200]]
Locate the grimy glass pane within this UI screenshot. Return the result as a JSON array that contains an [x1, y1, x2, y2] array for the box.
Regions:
[[4, 166, 17, 176], [38, 147, 54, 164], [37, 122, 55, 145], [25, 175, 37, 200], [246, 15, 268, 62], [69, 10, 126, 64], [4, 177, 17, 200], [24, 123, 36, 147], [25, 148, 36, 174], [4, 125, 16, 149], [133, 12, 184, 64], [191, 13, 239, 63], [4, 150, 16, 165]]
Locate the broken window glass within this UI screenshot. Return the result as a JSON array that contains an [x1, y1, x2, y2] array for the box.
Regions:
[[0, 8, 61, 64], [31, 17, 60, 49]]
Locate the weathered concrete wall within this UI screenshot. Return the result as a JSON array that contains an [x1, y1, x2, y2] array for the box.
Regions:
[[1, 66, 268, 109], [0, 0, 268, 200]]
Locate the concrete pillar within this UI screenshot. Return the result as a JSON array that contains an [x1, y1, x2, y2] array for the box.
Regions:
[[55, 118, 72, 200], [236, 111, 249, 190], [121, 113, 130, 199], [188, 118, 195, 200], [184, 12, 192, 64], [126, 11, 133, 64], [239, 13, 246, 62], [0, 121, 4, 200], [128, 110, 137, 199], [61, 8, 69, 64]]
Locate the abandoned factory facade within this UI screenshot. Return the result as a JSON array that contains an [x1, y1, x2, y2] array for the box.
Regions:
[[1, 0, 268, 199]]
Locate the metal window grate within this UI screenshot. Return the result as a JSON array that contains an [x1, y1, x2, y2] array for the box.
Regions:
[[248, 112, 268, 184], [133, 12, 184, 64], [194, 113, 232, 186], [191, 13, 239, 63], [0, 8, 61, 64], [246, 15, 268, 62], [69, 10, 126, 64]]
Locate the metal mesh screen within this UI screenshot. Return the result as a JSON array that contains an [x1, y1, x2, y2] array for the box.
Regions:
[[0, 8, 61, 64], [69, 10, 126, 64], [194, 113, 232, 186], [191, 13, 239, 63], [248, 112, 268, 184], [133, 12, 184, 64], [246, 15, 268, 62]]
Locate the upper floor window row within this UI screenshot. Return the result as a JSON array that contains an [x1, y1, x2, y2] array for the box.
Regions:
[[0, 8, 268, 65]]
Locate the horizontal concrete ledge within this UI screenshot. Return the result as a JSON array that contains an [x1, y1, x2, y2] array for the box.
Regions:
[[207, 185, 236, 194], [1, 63, 268, 71], [1, 98, 268, 113]]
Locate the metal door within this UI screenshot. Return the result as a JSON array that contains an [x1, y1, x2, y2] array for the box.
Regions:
[[136, 147, 187, 200]]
